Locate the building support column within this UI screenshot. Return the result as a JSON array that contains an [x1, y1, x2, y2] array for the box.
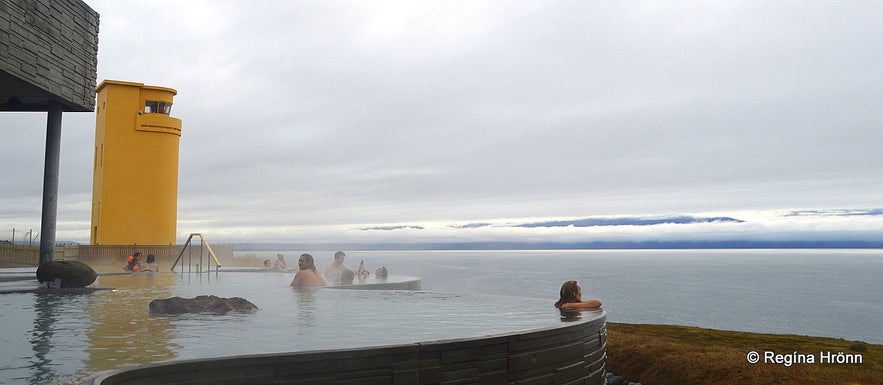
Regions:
[[39, 101, 63, 265]]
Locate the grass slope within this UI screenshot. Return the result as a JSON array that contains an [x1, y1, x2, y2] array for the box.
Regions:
[[606, 322, 881, 385]]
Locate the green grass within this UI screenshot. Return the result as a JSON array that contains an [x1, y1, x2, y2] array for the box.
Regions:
[[606, 322, 881, 385]]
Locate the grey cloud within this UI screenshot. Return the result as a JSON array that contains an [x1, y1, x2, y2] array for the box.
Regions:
[[2, 0, 881, 243]]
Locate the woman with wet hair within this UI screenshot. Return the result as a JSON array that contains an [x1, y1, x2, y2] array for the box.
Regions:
[[375, 266, 388, 280], [554, 280, 602, 310]]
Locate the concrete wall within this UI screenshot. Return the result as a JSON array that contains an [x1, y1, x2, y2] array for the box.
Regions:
[[81, 314, 607, 385], [0, 0, 99, 111]]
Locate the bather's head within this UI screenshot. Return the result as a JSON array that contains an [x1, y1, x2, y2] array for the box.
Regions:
[[555, 280, 582, 308], [340, 268, 354, 284], [334, 251, 346, 265], [298, 253, 317, 272], [375, 266, 388, 279]]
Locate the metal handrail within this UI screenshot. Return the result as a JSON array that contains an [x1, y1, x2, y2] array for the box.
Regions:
[[170, 233, 222, 272]]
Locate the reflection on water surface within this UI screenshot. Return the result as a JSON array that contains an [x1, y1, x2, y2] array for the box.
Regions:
[[1, 271, 560, 385]]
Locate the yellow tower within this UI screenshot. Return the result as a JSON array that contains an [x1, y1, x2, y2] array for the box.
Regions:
[[91, 80, 182, 245]]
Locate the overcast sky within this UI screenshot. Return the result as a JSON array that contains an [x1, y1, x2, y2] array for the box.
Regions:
[[2, 1, 881, 245]]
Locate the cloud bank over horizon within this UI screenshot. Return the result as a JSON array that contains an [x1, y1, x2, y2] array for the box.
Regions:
[[66, 208, 883, 245]]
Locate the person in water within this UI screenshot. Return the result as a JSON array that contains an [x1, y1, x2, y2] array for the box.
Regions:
[[124, 252, 142, 272], [554, 280, 602, 310], [375, 266, 388, 280], [357, 260, 370, 280], [145, 254, 157, 271], [323, 251, 351, 283], [339, 268, 355, 285], [290, 253, 326, 287], [273, 253, 289, 270]]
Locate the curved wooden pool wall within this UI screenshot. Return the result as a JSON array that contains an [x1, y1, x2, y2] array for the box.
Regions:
[[213, 272, 424, 291], [325, 275, 422, 290], [82, 312, 607, 385]]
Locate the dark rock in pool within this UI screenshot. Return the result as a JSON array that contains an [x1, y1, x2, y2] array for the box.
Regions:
[[149, 295, 259, 315], [36, 260, 98, 288]]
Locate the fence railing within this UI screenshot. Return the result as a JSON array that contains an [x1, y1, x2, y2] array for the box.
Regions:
[[0, 243, 234, 268], [0, 243, 39, 265], [62, 244, 234, 267]]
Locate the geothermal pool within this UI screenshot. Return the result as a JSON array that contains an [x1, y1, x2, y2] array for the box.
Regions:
[[0, 270, 579, 385]]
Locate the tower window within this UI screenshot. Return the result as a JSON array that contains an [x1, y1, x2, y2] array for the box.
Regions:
[[145, 101, 172, 115]]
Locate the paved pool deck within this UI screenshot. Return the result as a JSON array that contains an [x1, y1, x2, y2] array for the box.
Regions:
[[0, 271, 41, 293]]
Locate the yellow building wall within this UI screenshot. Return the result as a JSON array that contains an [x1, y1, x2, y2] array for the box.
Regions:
[[91, 80, 182, 245]]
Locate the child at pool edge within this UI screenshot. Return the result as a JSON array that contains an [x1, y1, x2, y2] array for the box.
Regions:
[[554, 280, 602, 310], [124, 252, 142, 272], [145, 253, 157, 271]]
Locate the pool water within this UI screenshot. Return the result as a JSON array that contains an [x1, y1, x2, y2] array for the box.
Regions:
[[0, 271, 566, 385]]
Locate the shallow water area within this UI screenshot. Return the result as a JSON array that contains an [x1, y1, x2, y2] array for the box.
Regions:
[[0, 269, 560, 385]]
